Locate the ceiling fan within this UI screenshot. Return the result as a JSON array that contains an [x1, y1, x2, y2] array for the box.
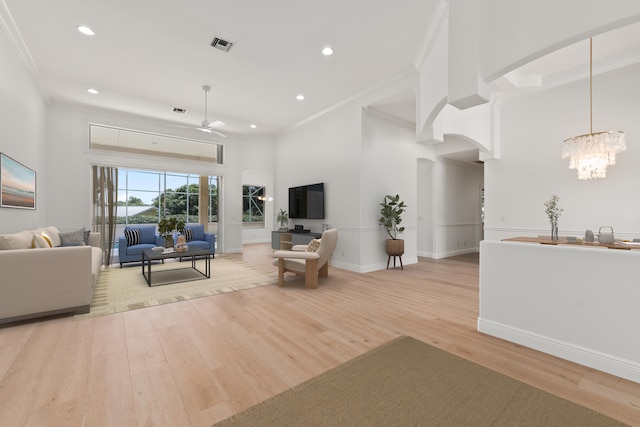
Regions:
[[197, 85, 226, 138]]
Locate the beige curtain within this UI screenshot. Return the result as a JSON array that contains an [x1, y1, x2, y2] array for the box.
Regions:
[[92, 165, 118, 266]]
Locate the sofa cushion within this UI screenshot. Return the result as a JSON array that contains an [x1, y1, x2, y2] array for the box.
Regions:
[[185, 240, 210, 251], [0, 230, 34, 250], [125, 243, 157, 256], [184, 224, 204, 241], [59, 228, 87, 246], [44, 226, 62, 247], [124, 228, 141, 246]]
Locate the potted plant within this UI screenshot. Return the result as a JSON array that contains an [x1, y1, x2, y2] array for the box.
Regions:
[[544, 195, 562, 241], [158, 217, 186, 248], [379, 194, 407, 257], [277, 208, 289, 231]]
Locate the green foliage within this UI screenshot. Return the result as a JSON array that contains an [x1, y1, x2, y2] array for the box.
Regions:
[[277, 209, 288, 228], [379, 194, 406, 240], [153, 183, 201, 217], [158, 217, 186, 239], [115, 214, 157, 225], [117, 196, 145, 206], [544, 194, 563, 225], [149, 183, 218, 222], [242, 185, 265, 224]]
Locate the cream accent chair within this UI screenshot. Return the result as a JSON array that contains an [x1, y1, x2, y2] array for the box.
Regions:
[[272, 228, 338, 289]]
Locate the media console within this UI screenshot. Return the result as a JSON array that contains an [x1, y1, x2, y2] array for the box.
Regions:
[[271, 230, 322, 250]]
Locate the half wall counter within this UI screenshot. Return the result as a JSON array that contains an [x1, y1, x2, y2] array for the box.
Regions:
[[478, 239, 640, 383]]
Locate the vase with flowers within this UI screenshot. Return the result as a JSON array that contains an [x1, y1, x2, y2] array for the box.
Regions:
[[544, 195, 563, 241]]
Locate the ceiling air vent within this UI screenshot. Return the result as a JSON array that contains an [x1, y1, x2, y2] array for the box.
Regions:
[[211, 36, 234, 52], [172, 107, 187, 114]]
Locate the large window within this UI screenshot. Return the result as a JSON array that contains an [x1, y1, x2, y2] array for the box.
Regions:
[[242, 185, 264, 225], [117, 169, 219, 225]]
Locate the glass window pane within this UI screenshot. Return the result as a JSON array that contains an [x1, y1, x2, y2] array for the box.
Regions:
[[242, 185, 265, 225], [127, 170, 160, 191], [165, 173, 188, 190]]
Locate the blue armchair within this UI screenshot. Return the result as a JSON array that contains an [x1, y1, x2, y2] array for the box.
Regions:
[[118, 225, 164, 267], [176, 224, 216, 257]]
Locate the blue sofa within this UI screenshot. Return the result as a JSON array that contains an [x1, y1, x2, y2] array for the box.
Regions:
[[176, 224, 216, 257], [118, 225, 164, 267]]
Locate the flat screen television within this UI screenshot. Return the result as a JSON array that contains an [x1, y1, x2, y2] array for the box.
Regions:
[[288, 183, 325, 219]]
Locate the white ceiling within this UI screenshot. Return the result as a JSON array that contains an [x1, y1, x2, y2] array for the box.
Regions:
[[0, 0, 437, 137], [2, 1, 639, 144]]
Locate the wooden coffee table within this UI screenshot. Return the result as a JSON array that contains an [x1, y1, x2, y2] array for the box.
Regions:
[[141, 247, 211, 286]]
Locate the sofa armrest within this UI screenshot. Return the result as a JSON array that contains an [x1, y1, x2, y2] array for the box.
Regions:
[[204, 232, 216, 251], [88, 232, 101, 248], [273, 250, 320, 260], [0, 246, 93, 320], [155, 235, 165, 246]]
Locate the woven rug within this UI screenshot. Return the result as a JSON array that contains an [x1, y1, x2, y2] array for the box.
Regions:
[[214, 336, 627, 427], [75, 256, 280, 319]]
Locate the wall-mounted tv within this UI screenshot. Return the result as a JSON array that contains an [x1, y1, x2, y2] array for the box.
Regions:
[[288, 183, 325, 219]]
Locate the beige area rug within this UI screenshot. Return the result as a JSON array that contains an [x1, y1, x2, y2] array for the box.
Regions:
[[75, 256, 280, 319], [214, 336, 627, 427]]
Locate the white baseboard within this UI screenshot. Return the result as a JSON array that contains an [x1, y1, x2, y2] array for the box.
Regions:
[[477, 318, 640, 384]]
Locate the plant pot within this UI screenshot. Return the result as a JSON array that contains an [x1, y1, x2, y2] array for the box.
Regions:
[[385, 239, 404, 256], [164, 237, 174, 248]]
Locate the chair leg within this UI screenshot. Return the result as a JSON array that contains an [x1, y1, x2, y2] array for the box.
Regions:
[[278, 258, 285, 287], [318, 262, 329, 278], [305, 258, 318, 289]]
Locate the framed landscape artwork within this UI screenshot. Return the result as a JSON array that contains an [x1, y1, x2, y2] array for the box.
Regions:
[[0, 153, 36, 209]]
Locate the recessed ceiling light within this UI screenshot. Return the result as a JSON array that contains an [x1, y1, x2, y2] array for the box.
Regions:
[[296, 94, 305, 101], [87, 88, 99, 94], [77, 25, 95, 36], [250, 124, 257, 129], [322, 47, 334, 56]]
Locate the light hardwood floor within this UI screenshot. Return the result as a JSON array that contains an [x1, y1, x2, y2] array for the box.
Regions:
[[1, 243, 639, 426]]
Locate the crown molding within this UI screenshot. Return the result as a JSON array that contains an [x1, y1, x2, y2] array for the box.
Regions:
[[0, 0, 50, 102]]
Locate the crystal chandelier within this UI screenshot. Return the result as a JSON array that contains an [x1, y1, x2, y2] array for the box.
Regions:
[[561, 37, 625, 180]]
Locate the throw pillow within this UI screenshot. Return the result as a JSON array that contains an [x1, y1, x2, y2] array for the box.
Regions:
[[184, 227, 193, 242], [124, 228, 141, 246], [0, 230, 34, 250], [59, 229, 87, 246], [32, 233, 52, 248], [306, 239, 321, 252], [83, 229, 91, 245], [40, 232, 54, 248]]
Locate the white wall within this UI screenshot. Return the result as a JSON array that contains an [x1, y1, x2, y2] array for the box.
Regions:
[[480, 0, 640, 81], [435, 159, 484, 258], [480, 240, 640, 383], [0, 26, 47, 232], [445, 0, 640, 110], [275, 104, 362, 270], [485, 63, 640, 241], [417, 158, 435, 257], [361, 110, 429, 271], [240, 138, 276, 244]]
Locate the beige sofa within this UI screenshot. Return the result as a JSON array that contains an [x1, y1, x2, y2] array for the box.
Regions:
[[0, 226, 102, 324]]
